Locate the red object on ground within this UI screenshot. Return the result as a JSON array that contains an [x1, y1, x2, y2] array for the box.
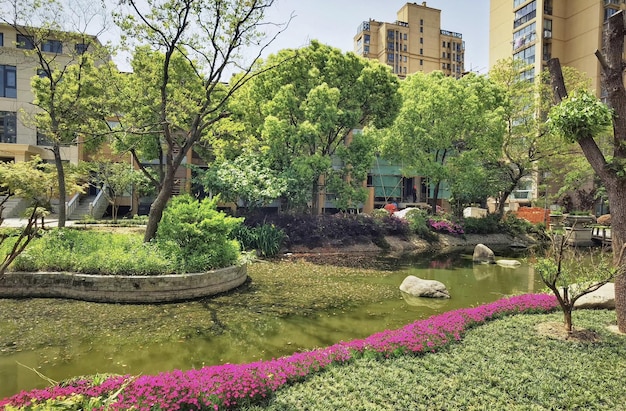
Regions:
[[384, 203, 398, 214], [514, 207, 550, 224]]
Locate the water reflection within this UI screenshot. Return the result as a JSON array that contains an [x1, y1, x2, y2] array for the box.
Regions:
[[0, 251, 542, 399]]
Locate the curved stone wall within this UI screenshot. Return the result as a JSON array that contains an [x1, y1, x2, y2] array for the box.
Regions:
[[0, 265, 247, 303]]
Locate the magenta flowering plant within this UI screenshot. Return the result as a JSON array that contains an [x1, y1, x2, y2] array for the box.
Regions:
[[0, 294, 557, 411], [428, 218, 465, 236]]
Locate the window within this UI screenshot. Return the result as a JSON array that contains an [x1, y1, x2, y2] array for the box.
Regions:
[[420, 59, 423, 66], [605, 7, 619, 21], [403, 33, 407, 40], [447, 42, 450, 48], [403, 44, 407, 52], [387, 29, 395, 40], [420, 37, 423, 44], [513, 44, 535, 65], [75, 43, 89, 54], [514, 0, 536, 28], [513, 22, 536, 50], [387, 53, 394, 62], [442, 51, 446, 58], [37, 131, 53, 146], [0, 33, 3, 47], [420, 27, 423, 33], [420, 19, 423, 25], [514, 0, 528, 7], [42, 39, 62, 53], [16, 34, 34, 50], [442, 40, 446, 47], [420, 48, 423, 55], [364, 34, 370, 44], [0, 111, 17, 143], [0, 65, 17, 98], [442, 63, 446, 70]]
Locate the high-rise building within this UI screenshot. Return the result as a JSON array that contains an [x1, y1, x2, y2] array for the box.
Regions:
[[354, 2, 465, 78], [489, 0, 626, 94]]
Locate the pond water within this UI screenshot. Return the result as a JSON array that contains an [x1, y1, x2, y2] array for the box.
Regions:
[[0, 252, 542, 399]]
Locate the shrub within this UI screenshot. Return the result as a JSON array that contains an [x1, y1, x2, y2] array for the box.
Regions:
[[11, 229, 171, 275], [462, 214, 501, 234], [156, 195, 243, 272], [403, 209, 437, 241], [234, 223, 286, 258], [501, 213, 535, 236]]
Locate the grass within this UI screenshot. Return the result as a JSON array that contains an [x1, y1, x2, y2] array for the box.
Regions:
[[241, 309, 625, 411]]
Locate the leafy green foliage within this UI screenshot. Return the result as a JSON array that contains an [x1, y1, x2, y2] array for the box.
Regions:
[[229, 41, 401, 212], [195, 151, 287, 208], [461, 214, 502, 234], [403, 209, 437, 241], [548, 90, 613, 142], [233, 223, 286, 258], [9, 229, 170, 275], [377, 71, 506, 211], [156, 195, 242, 271]]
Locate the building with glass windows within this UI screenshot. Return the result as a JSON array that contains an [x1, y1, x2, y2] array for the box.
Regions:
[[490, 0, 626, 94], [354, 2, 465, 79], [0, 23, 100, 165]]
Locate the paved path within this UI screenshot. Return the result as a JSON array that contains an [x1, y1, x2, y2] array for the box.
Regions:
[[1, 216, 77, 228]]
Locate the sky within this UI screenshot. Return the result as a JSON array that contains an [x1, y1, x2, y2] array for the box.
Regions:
[[102, 0, 490, 74], [261, 0, 490, 73]]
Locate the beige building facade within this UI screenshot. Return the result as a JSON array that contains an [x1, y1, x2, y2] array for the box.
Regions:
[[0, 23, 98, 165], [489, 0, 626, 95], [354, 2, 465, 79]]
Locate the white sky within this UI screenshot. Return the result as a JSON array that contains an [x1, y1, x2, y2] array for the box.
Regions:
[[101, 0, 489, 74]]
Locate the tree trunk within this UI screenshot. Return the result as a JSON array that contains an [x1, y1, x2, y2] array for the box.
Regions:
[[53, 145, 66, 228], [144, 170, 174, 242], [547, 10, 626, 332], [311, 177, 320, 215]]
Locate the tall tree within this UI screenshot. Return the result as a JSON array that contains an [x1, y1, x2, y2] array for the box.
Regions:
[[218, 41, 401, 213], [547, 11, 626, 332], [1, 0, 112, 227], [111, 0, 289, 241], [489, 59, 594, 216], [379, 71, 506, 213]]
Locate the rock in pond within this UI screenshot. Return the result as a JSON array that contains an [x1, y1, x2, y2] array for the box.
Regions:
[[496, 259, 521, 268], [473, 243, 495, 264], [399, 275, 450, 299]]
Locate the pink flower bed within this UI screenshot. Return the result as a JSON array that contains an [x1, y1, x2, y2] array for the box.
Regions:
[[0, 294, 557, 411]]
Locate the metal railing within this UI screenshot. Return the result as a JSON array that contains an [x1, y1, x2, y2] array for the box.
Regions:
[[89, 185, 107, 217], [65, 193, 80, 217]]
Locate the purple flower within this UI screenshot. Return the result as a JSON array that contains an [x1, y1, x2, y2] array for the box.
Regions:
[[0, 294, 557, 410]]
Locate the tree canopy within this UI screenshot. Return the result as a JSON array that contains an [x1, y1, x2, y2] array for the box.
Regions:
[[377, 70, 506, 212], [226, 41, 401, 213]]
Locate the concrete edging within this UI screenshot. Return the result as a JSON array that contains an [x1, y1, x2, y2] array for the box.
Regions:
[[0, 265, 248, 303]]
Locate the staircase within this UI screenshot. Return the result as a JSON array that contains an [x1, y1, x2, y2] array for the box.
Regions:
[[68, 191, 108, 221]]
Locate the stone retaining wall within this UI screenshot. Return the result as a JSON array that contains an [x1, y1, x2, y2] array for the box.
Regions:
[[0, 265, 247, 303]]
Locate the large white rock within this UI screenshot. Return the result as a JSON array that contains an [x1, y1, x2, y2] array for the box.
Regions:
[[473, 243, 495, 264], [399, 275, 450, 299], [573, 283, 615, 310]]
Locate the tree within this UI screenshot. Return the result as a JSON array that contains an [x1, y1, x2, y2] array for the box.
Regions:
[[535, 231, 616, 333], [110, 0, 289, 242], [379, 71, 506, 213], [0, 157, 85, 277], [547, 11, 626, 332], [89, 160, 148, 222], [1, 0, 113, 228], [196, 150, 287, 211], [227, 41, 401, 213]]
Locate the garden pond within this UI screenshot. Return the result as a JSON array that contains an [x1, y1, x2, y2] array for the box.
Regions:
[[0, 250, 542, 399]]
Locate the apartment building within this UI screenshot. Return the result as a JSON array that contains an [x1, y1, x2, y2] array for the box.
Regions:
[[490, 0, 625, 94], [353, 3, 465, 211], [354, 2, 465, 79], [0, 23, 104, 165]]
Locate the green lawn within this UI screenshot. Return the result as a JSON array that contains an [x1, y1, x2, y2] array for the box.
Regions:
[[241, 309, 625, 411]]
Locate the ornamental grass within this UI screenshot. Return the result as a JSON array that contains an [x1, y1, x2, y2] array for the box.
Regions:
[[0, 294, 558, 411]]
